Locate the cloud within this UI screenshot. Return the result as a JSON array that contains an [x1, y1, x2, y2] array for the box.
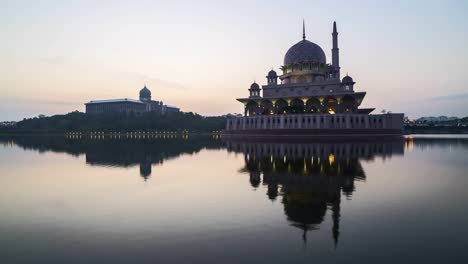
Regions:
[[38, 56, 188, 91], [429, 93, 468, 101], [129, 72, 188, 90], [0, 97, 81, 107], [39, 56, 69, 65]]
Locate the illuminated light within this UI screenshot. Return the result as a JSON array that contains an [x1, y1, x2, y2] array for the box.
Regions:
[[328, 154, 335, 166], [318, 97, 325, 105], [327, 108, 336, 115]]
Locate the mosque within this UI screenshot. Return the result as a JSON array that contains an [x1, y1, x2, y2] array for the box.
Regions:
[[225, 21, 404, 135], [85, 85, 180, 115]]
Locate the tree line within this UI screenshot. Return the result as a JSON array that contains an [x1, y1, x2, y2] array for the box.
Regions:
[[1, 111, 227, 133]]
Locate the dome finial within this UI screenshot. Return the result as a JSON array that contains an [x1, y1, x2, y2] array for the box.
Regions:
[[302, 19, 306, 40]]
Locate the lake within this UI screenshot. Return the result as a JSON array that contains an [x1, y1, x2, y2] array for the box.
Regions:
[[0, 134, 467, 263]]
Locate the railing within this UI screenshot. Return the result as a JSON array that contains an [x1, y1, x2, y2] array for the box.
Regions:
[[226, 113, 404, 130]]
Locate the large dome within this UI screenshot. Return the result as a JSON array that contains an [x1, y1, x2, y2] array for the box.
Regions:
[[284, 39, 326, 65]]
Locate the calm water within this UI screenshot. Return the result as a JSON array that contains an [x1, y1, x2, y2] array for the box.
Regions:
[[0, 134, 467, 263]]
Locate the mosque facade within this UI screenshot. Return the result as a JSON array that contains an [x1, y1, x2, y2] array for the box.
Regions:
[[85, 86, 180, 115], [225, 22, 404, 135]]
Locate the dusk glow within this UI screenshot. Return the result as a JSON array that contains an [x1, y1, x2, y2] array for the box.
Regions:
[[1, 0, 467, 121]]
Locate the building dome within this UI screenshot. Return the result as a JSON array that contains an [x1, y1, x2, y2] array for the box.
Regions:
[[284, 39, 326, 65], [267, 70, 277, 77], [250, 82, 260, 90], [342, 75, 354, 84], [139, 86, 151, 98]]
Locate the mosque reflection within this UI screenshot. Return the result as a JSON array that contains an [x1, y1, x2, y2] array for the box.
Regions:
[[0, 135, 223, 181], [2, 134, 467, 246], [225, 138, 405, 245]]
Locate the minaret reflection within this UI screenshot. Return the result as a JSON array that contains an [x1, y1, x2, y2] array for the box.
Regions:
[[227, 139, 405, 246]]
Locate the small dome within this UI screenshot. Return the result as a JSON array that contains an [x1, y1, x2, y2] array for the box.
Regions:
[[342, 75, 354, 84], [284, 39, 326, 65], [267, 70, 277, 77], [250, 82, 260, 90], [139, 86, 151, 97]]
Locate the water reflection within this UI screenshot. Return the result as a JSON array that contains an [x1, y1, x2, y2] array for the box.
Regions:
[[0, 135, 223, 181], [226, 138, 405, 246], [1, 135, 468, 262]]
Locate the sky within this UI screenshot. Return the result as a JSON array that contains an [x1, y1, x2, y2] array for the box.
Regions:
[[1, 0, 467, 121]]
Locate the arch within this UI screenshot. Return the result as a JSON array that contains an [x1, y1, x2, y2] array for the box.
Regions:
[[324, 96, 338, 114], [315, 75, 325, 82], [275, 99, 288, 114], [342, 95, 356, 113], [296, 75, 307, 83], [246, 101, 259, 116], [293, 63, 301, 72], [260, 100, 274, 115], [305, 98, 321, 113], [290, 98, 305, 114]]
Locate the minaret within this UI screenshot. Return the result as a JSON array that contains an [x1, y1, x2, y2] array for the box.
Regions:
[[332, 21, 340, 78]]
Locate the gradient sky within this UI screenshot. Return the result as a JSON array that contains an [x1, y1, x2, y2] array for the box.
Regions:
[[1, 0, 467, 121]]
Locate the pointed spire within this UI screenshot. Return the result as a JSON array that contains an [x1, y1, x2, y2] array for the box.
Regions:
[[302, 19, 306, 40], [332, 21, 340, 72]]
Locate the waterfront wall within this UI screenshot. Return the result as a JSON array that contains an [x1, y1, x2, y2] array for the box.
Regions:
[[226, 113, 404, 131]]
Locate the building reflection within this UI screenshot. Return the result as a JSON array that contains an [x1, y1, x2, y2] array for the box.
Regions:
[[404, 136, 468, 152], [0, 135, 223, 181], [226, 138, 405, 246]]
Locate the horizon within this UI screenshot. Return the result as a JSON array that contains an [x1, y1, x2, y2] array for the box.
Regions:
[[1, 0, 468, 121]]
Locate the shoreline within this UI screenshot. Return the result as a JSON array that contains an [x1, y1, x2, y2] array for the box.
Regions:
[[1, 129, 468, 136]]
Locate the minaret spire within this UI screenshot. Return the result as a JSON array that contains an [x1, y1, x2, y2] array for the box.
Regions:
[[302, 19, 306, 40], [332, 21, 340, 78]]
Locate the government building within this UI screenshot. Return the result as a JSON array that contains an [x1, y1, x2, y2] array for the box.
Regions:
[[85, 86, 180, 115], [225, 21, 404, 136]]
